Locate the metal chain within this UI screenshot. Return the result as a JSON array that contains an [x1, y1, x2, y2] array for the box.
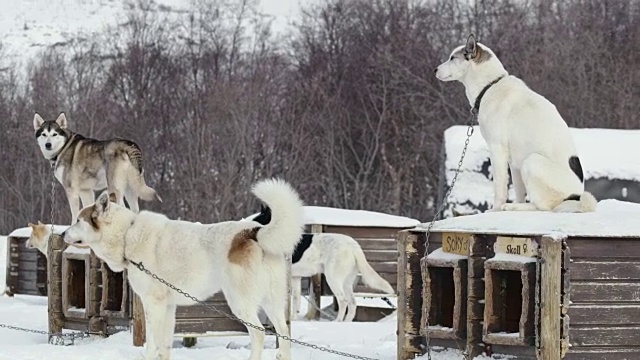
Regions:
[[421, 120, 475, 360], [130, 260, 378, 360], [301, 294, 335, 320], [0, 323, 96, 346]]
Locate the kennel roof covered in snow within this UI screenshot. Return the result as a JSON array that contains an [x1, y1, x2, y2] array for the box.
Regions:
[[417, 199, 640, 237], [246, 206, 419, 228], [8, 225, 69, 238]]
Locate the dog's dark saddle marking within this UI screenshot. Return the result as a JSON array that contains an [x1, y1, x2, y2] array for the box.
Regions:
[[251, 204, 312, 263], [292, 234, 313, 264], [569, 156, 584, 182], [251, 205, 272, 227], [472, 75, 505, 116]]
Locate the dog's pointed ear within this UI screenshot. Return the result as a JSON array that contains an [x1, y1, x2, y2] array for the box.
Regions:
[[28, 222, 35, 228], [464, 34, 478, 59], [55, 112, 67, 129], [38, 220, 44, 225], [109, 192, 117, 203], [33, 113, 45, 131], [95, 191, 111, 216]]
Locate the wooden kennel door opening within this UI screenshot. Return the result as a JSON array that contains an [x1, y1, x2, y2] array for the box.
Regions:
[[428, 267, 456, 328], [486, 269, 523, 334]]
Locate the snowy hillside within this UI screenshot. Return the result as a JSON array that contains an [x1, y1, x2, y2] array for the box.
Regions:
[[0, 0, 316, 66]]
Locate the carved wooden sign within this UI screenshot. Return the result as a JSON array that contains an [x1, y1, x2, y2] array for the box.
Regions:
[[494, 236, 538, 257], [442, 232, 471, 256]]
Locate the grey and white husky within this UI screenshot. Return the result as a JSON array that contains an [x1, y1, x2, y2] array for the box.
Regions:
[[33, 112, 161, 223]]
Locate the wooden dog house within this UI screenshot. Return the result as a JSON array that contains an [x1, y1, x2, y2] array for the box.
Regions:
[[48, 234, 129, 338], [4, 225, 67, 297], [297, 206, 419, 321], [398, 200, 640, 360]]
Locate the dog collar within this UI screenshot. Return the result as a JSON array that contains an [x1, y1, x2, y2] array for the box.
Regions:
[[471, 75, 505, 116]]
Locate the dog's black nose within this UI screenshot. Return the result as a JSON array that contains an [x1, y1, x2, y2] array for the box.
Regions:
[[433, 68, 438, 74], [45, 143, 52, 149], [61, 230, 66, 238]]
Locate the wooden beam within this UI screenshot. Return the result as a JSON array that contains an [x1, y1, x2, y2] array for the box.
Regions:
[[539, 235, 563, 360], [47, 234, 66, 343], [397, 230, 426, 360], [132, 294, 146, 347]]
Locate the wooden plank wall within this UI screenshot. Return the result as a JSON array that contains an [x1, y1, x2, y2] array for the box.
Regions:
[[6, 236, 47, 296], [174, 293, 247, 334], [323, 226, 403, 293], [564, 237, 640, 359]]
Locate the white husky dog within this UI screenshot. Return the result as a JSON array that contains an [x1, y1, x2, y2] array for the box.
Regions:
[[290, 233, 395, 322], [250, 208, 394, 322], [63, 179, 304, 360], [435, 35, 597, 212]]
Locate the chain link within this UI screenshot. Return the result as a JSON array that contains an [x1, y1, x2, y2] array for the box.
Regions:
[[130, 260, 378, 360], [421, 119, 475, 360]]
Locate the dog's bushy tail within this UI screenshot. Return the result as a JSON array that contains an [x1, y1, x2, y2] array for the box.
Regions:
[[252, 178, 304, 256], [119, 140, 162, 203], [353, 246, 395, 294], [553, 191, 598, 213]]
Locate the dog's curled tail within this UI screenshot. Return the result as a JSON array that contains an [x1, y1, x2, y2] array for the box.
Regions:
[[553, 191, 598, 213], [251, 178, 304, 256], [353, 246, 395, 294], [119, 140, 162, 203]]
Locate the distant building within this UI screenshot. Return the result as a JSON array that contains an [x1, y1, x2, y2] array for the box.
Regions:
[[437, 126, 640, 218]]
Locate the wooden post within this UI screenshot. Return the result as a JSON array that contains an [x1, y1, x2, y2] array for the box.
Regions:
[[466, 235, 485, 358], [132, 293, 145, 347], [397, 230, 426, 360], [285, 255, 292, 337], [306, 224, 323, 320], [539, 235, 563, 360], [47, 234, 66, 343]]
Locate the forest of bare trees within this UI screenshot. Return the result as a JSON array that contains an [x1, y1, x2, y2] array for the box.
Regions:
[[0, 0, 638, 233]]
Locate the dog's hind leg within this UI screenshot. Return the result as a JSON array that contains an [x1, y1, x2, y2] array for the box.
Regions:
[[263, 284, 292, 360], [106, 162, 127, 207], [291, 277, 302, 319], [226, 295, 265, 360], [342, 272, 358, 322], [124, 185, 140, 213], [325, 272, 349, 322]]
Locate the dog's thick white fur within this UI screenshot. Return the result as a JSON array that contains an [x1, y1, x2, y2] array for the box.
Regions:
[[290, 233, 395, 322], [435, 36, 597, 212], [63, 179, 304, 360]]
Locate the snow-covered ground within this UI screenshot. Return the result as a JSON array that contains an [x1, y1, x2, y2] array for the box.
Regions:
[[0, 235, 502, 360]]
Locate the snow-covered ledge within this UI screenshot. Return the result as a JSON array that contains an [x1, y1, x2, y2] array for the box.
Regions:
[[415, 199, 640, 238]]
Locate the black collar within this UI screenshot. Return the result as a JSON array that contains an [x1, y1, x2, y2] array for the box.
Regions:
[[471, 75, 505, 116]]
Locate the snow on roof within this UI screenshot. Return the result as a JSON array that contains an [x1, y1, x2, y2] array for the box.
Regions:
[[244, 206, 419, 228], [445, 125, 640, 181], [8, 224, 69, 238], [417, 199, 640, 238]]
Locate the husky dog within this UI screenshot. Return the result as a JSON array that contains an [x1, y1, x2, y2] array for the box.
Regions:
[[26, 221, 50, 257], [435, 35, 597, 212], [63, 179, 304, 360], [252, 207, 394, 322], [33, 112, 161, 223]]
